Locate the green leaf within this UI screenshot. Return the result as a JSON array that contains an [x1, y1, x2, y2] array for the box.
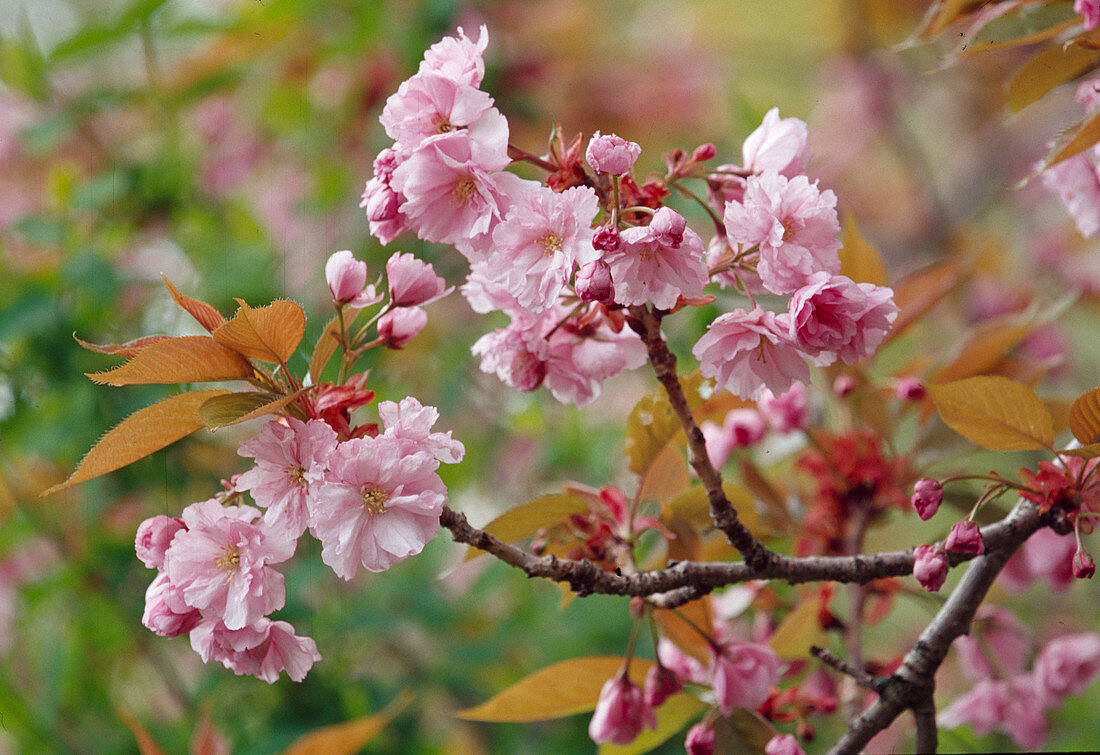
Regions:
[[463, 493, 589, 561], [455, 657, 653, 722], [599, 693, 708, 755], [929, 376, 1054, 451], [964, 0, 1079, 53], [0, 11, 48, 99], [769, 595, 827, 660]]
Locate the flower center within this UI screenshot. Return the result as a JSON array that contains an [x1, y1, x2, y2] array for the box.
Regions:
[[362, 484, 391, 515], [216, 546, 241, 579], [287, 465, 307, 488], [637, 246, 660, 265], [432, 114, 453, 134], [538, 232, 563, 256], [451, 177, 477, 206]]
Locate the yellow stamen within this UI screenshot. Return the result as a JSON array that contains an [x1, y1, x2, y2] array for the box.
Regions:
[[451, 177, 476, 206], [363, 484, 390, 515]]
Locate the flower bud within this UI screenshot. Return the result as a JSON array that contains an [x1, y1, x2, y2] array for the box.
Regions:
[[833, 374, 857, 397], [588, 675, 656, 745], [726, 408, 767, 448], [643, 663, 682, 707], [325, 250, 381, 308], [895, 376, 927, 401], [758, 384, 809, 433], [1073, 548, 1095, 579], [135, 515, 186, 570], [575, 259, 615, 304], [913, 544, 948, 591], [946, 520, 985, 555], [765, 733, 807, 755], [692, 142, 717, 163], [650, 206, 686, 246], [911, 478, 944, 520], [592, 225, 621, 252], [586, 132, 642, 176], [684, 723, 716, 755], [386, 251, 450, 307], [365, 184, 399, 222], [378, 306, 427, 349]]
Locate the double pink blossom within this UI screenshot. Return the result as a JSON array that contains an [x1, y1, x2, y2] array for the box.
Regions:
[[325, 251, 382, 308], [310, 435, 447, 579], [912, 544, 948, 592], [741, 108, 809, 177], [938, 676, 1048, 750], [419, 25, 489, 87], [764, 733, 807, 755], [784, 272, 897, 365], [236, 418, 339, 541], [386, 251, 452, 307], [693, 307, 809, 400], [378, 396, 465, 466], [723, 170, 841, 295], [362, 148, 410, 246], [911, 478, 943, 521], [135, 515, 186, 570], [190, 618, 321, 684], [585, 132, 642, 176], [945, 520, 984, 555], [757, 384, 809, 433], [604, 207, 708, 310], [378, 306, 428, 348], [380, 70, 498, 149], [1033, 633, 1100, 705]]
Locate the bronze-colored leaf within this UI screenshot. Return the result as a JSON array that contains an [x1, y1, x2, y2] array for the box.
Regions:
[[929, 376, 1054, 451], [74, 333, 171, 360], [161, 274, 226, 332], [769, 595, 827, 660], [1069, 386, 1100, 445], [636, 441, 691, 507], [309, 308, 356, 383], [1061, 442, 1100, 458], [282, 691, 411, 755], [116, 706, 168, 755], [884, 261, 965, 346], [712, 709, 777, 755], [455, 657, 652, 722], [462, 493, 589, 562], [86, 336, 254, 386], [1039, 107, 1100, 172], [198, 390, 303, 430], [624, 372, 709, 476], [961, 1, 1079, 55], [1008, 34, 1100, 113], [654, 599, 713, 663], [213, 299, 306, 364], [838, 211, 888, 287], [930, 322, 1034, 385], [42, 390, 231, 495]]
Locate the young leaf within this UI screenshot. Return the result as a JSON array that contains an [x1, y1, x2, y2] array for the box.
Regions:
[[665, 483, 763, 545], [769, 595, 827, 660], [282, 691, 412, 755], [161, 274, 226, 332], [599, 693, 708, 755], [929, 376, 1054, 451], [961, 1, 1079, 54], [454, 657, 653, 722], [654, 599, 713, 663], [74, 333, 171, 359], [636, 442, 691, 506], [213, 299, 306, 364], [709, 709, 777, 755], [86, 336, 254, 386], [930, 322, 1034, 384], [884, 261, 965, 345], [462, 493, 589, 562], [624, 373, 709, 476], [838, 211, 888, 287], [1008, 35, 1100, 113], [41, 389, 231, 495], [1061, 442, 1100, 458], [1069, 386, 1100, 445], [1039, 107, 1100, 172], [197, 390, 303, 430], [309, 308, 356, 383]]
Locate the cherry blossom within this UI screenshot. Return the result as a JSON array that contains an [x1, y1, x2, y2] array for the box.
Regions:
[[741, 108, 809, 177], [585, 132, 642, 176], [709, 641, 781, 715], [784, 272, 897, 365], [378, 396, 465, 466], [419, 25, 489, 87], [386, 251, 452, 307], [693, 307, 809, 400], [190, 618, 321, 684], [325, 250, 382, 308], [604, 207, 707, 309], [134, 515, 186, 570], [588, 674, 656, 745], [913, 544, 948, 592]]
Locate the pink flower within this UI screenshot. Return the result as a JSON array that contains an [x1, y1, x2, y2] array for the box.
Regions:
[[605, 207, 708, 309], [911, 478, 943, 520], [190, 618, 322, 683], [954, 607, 1031, 679], [135, 515, 186, 570], [702, 419, 737, 470], [362, 149, 410, 246], [575, 259, 615, 304], [164, 499, 293, 630], [471, 314, 551, 393], [587, 674, 656, 745], [1040, 152, 1100, 239], [141, 572, 202, 638], [684, 723, 716, 755], [717, 408, 768, 456], [310, 435, 447, 579], [937, 677, 1008, 739], [784, 272, 897, 365], [1033, 633, 1100, 705], [419, 25, 489, 87], [325, 250, 382, 308], [378, 396, 465, 465], [592, 225, 620, 252], [380, 71, 497, 149], [643, 663, 682, 707], [741, 108, 809, 177], [377, 306, 427, 348], [386, 251, 451, 307], [657, 637, 709, 685], [1000, 526, 1077, 593], [709, 641, 781, 715], [486, 184, 599, 311], [764, 733, 807, 755], [693, 307, 810, 400], [939, 674, 1047, 749], [390, 130, 511, 258], [461, 261, 525, 315], [1077, 0, 1100, 30], [945, 520, 984, 555], [913, 544, 948, 592], [585, 132, 642, 176], [236, 418, 339, 541], [723, 170, 841, 295], [757, 384, 809, 433], [1074, 547, 1095, 578], [1000, 677, 1048, 750], [895, 376, 926, 401]]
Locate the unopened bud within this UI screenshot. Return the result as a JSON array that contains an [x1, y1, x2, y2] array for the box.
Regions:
[[692, 142, 717, 163], [946, 520, 985, 555], [895, 376, 926, 401], [1073, 548, 1095, 579], [593, 226, 620, 252], [913, 544, 948, 591], [575, 259, 615, 305], [911, 478, 943, 520]]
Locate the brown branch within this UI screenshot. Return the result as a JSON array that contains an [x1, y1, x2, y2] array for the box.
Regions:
[[811, 646, 880, 693], [827, 498, 1045, 755], [625, 304, 776, 570]]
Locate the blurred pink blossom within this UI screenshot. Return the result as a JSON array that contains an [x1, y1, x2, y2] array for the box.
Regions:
[[588, 674, 656, 745], [710, 641, 781, 715]]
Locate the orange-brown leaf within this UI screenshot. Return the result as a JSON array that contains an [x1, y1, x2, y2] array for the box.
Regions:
[[1069, 386, 1100, 445], [282, 691, 411, 755], [161, 274, 226, 332], [838, 211, 888, 287], [930, 322, 1034, 384], [198, 390, 303, 430], [462, 493, 589, 562], [884, 261, 965, 345], [213, 299, 306, 364], [1008, 34, 1100, 113], [929, 376, 1054, 451], [74, 333, 171, 360], [455, 657, 652, 722], [116, 707, 168, 755], [1040, 107, 1100, 171], [86, 336, 254, 386], [42, 390, 230, 495], [309, 308, 356, 383], [654, 598, 713, 663]]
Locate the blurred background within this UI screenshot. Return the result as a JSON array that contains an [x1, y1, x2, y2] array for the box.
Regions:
[[4, 0, 1100, 751]]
